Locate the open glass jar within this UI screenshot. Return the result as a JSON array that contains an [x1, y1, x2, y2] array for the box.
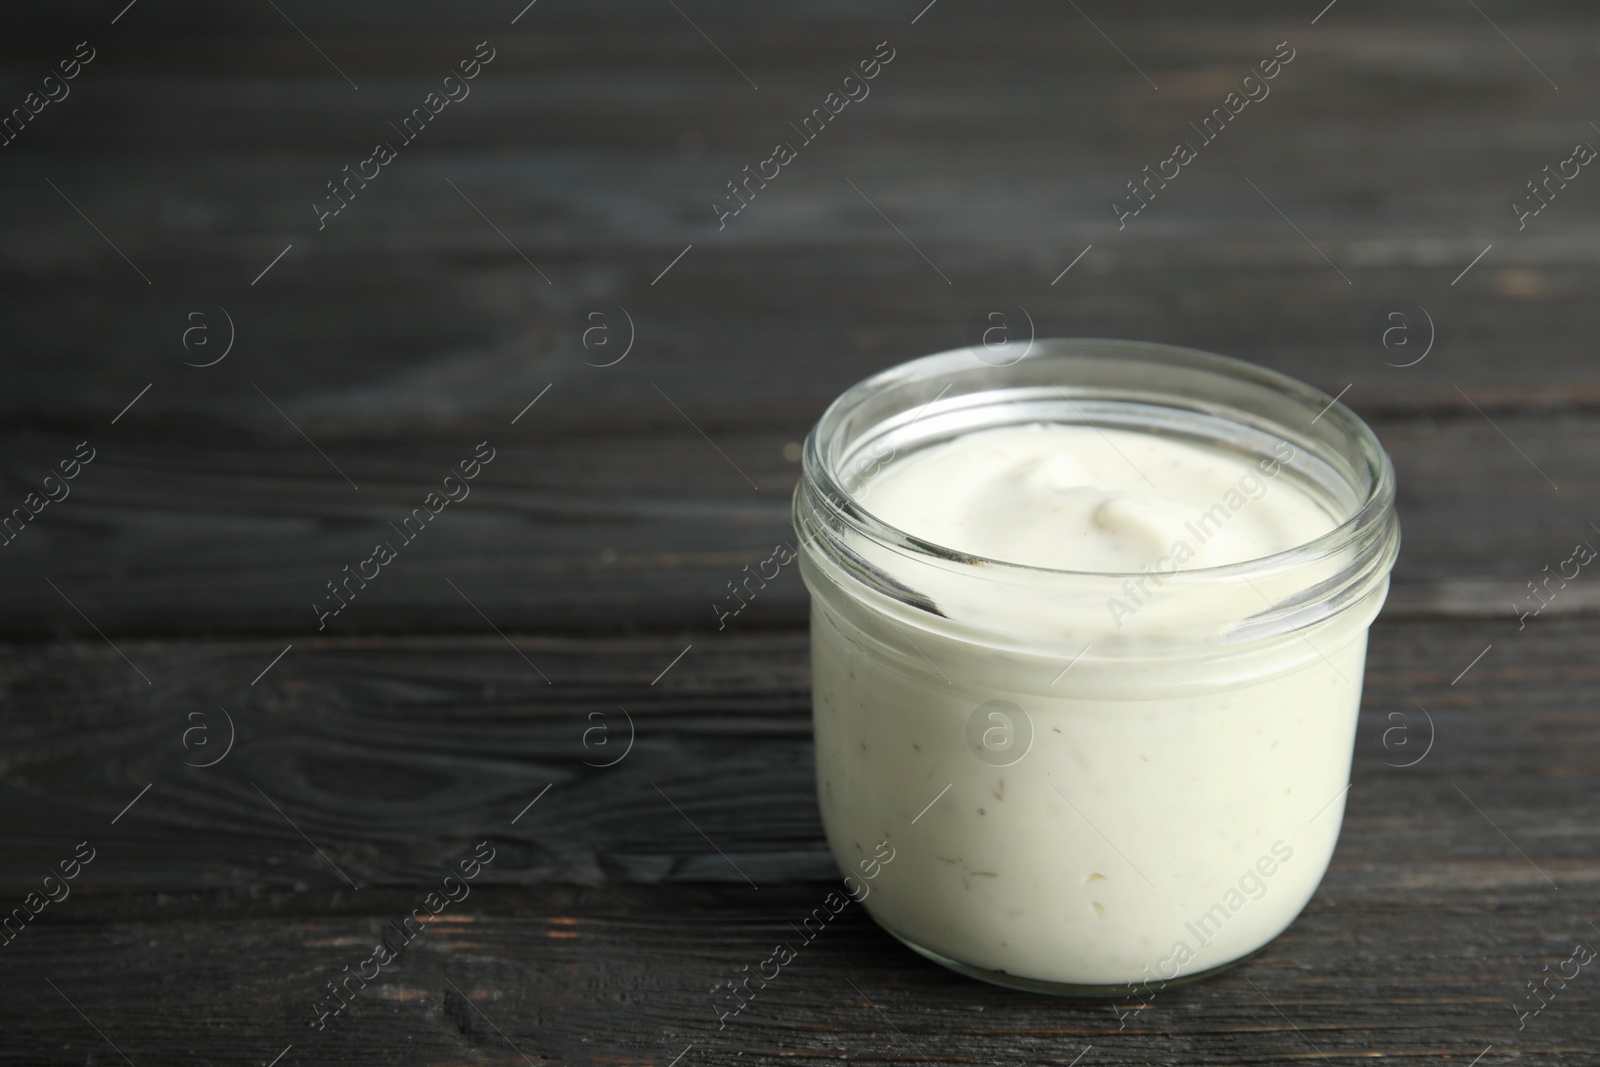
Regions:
[[793, 339, 1399, 995]]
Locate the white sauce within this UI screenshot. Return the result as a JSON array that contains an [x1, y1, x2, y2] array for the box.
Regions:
[[860, 424, 1333, 573], [811, 422, 1378, 988]]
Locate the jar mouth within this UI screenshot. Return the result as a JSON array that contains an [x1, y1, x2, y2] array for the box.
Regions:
[[795, 338, 1401, 650], [803, 338, 1396, 582]]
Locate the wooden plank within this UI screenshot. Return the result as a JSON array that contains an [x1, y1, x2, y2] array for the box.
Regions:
[[0, 3, 1593, 1061], [0, 880, 1591, 1066], [0, 410, 1587, 636], [1, 9, 1599, 427], [0, 619, 1592, 892], [3, 253, 1599, 432], [0, 620, 1593, 1062]]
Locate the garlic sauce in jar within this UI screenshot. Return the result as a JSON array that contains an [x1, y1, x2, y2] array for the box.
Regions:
[[794, 340, 1399, 993]]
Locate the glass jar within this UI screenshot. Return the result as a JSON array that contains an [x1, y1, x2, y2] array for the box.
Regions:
[[793, 339, 1400, 995]]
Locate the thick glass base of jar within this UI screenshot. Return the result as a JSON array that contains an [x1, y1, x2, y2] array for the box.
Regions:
[[881, 919, 1267, 997]]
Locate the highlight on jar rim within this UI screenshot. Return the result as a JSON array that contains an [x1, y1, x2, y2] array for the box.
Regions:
[[793, 338, 1400, 995]]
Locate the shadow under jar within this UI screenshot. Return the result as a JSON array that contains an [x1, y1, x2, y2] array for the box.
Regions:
[[793, 339, 1400, 995]]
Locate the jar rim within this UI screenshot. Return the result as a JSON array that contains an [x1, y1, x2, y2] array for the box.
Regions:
[[801, 338, 1397, 582]]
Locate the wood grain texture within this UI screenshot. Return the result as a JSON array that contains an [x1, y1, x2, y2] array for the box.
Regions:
[[1, 0, 1596, 1062], [3, 2, 1600, 430], [0, 1, 1592, 642], [0, 623, 1596, 1063], [0, 410, 1589, 637], [0, 621, 1594, 892], [1, 882, 1593, 1067]]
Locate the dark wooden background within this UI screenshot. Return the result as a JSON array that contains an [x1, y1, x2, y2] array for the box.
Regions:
[[1, 0, 1596, 1063]]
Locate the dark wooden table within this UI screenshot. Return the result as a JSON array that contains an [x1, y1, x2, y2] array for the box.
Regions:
[[2, 1, 1596, 1063]]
